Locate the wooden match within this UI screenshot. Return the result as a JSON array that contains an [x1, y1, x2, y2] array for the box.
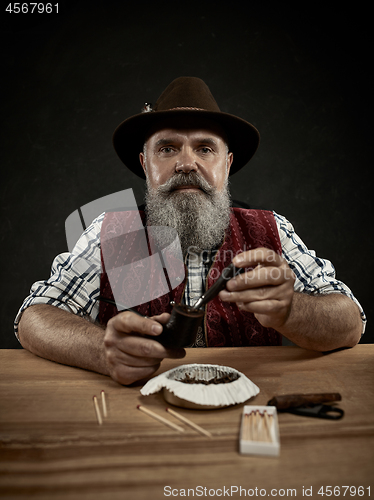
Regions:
[[137, 405, 185, 433], [93, 395, 103, 425], [101, 390, 108, 418], [166, 407, 213, 438], [263, 410, 273, 442]]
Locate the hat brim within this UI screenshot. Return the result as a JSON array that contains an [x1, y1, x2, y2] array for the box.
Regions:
[[112, 109, 260, 179]]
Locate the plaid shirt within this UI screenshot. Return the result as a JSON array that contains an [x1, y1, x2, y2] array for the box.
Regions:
[[182, 250, 213, 347], [14, 211, 367, 343]]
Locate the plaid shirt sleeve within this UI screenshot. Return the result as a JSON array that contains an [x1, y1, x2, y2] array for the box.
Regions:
[[273, 211, 366, 334], [14, 213, 105, 340]]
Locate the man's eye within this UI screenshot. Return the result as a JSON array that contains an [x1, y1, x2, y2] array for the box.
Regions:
[[199, 147, 212, 154], [160, 147, 174, 154]]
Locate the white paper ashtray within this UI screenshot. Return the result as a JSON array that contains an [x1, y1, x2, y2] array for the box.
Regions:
[[140, 364, 260, 409], [239, 405, 280, 457]]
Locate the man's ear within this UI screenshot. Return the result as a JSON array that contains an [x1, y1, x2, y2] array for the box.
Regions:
[[227, 152, 233, 176], [139, 152, 146, 175]]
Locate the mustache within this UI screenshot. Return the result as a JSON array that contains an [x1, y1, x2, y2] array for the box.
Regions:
[[156, 172, 215, 196]]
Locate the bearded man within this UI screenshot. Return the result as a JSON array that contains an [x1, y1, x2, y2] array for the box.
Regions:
[[16, 77, 365, 386]]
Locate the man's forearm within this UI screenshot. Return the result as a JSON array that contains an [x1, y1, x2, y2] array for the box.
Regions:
[[18, 304, 110, 376], [277, 292, 362, 351]]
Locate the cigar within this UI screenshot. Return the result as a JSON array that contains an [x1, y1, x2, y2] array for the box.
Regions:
[[268, 393, 342, 410]]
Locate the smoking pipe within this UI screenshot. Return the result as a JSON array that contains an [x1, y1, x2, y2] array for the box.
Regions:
[[98, 262, 243, 348]]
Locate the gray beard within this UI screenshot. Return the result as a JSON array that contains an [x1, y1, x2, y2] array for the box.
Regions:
[[145, 172, 232, 257]]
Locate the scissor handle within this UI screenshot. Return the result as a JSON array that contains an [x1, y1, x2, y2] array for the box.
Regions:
[[288, 404, 344, 420]]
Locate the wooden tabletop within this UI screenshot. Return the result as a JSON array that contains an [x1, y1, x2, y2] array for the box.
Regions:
[[0, 345, 373, 499]]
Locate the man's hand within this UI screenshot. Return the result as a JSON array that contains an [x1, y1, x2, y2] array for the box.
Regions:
[[219, 248, 295, 330], [104, 311, 186, 386]]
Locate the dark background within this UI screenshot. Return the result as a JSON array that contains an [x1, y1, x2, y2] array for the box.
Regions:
[[1, 1, 372, 348]]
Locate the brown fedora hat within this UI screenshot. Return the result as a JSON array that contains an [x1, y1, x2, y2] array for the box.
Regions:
[[113, 77, 260, 179]]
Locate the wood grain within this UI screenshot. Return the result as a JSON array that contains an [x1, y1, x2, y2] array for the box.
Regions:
[[0, 346, 373, 499]]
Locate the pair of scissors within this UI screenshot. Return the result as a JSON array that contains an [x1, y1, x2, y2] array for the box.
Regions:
[[285, 403, 344, 420]]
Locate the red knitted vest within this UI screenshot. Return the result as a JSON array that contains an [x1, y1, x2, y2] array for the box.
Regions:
[[98, 208, 282, 346]]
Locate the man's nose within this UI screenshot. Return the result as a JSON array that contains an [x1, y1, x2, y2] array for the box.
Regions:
[[175, 149, 197, 173]]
